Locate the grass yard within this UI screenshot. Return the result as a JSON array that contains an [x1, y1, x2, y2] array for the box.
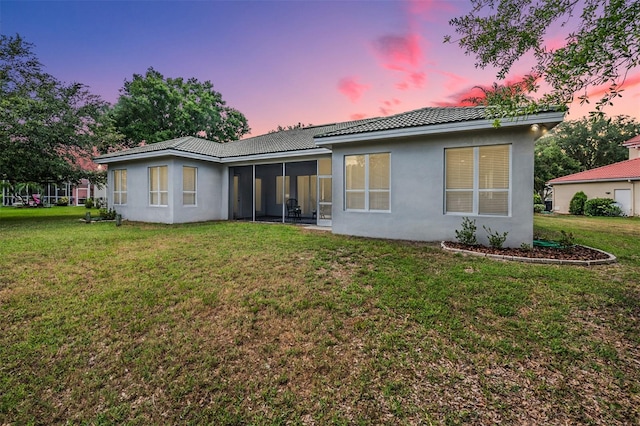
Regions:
[[1, 207, 638, 425]]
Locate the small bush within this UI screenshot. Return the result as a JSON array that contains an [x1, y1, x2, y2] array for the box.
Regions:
[[99, 207, 117, 220], [455, 217, 477, 245], [56, 197, 69, 206], [569, 191, 587, 215], [533, 193, 543, 204], [584, 198, 623, 217], [534, 204, 545, 213], [84, 198, 94, 209], [483, 225, 508, 249], [558, 230, 575, 249]]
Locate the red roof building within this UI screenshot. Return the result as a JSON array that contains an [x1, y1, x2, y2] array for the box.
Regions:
[[548, 136, 640, 216]]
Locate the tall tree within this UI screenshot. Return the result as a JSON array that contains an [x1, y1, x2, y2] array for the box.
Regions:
[[534, 137, 580, 200], [447, 0, 640, 115], [548, 115, 640, 171], [0, 34, 108, 187], [110, 68, 250, 148]]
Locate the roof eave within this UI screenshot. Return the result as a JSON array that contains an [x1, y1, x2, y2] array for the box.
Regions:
[[314, 111, 565, 147], [220, 148, 331, 164], [94, 149, 222, 164], [549, 177, 640, 185]]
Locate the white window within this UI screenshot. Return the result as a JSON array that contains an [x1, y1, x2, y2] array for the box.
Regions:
[[149, 166, 168, 206], [445, 144, 511, 216], [183, 166, 197, 206], [113, 169, 127, 205], [345, 153, 390, 211]]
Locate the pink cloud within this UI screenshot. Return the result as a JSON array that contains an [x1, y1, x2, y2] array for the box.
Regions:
[[586, 72, 640, 98], [437, 71, 468, 92], [373, 34, 421, 71], [350, 113, 368, 120], [338, 77, 370, 103], [380, 107, 392, 116], [396, 81, 410, 90], [406, 0, 456, 19], [410, 72, 426, 87]]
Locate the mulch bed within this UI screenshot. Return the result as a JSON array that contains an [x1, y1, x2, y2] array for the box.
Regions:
[[443, 241, 612, 261]]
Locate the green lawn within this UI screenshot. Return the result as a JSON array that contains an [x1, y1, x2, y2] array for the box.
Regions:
[[1, 207, 638, 425]]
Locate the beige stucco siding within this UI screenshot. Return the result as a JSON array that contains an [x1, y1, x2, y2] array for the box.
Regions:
[[552, 181, 639, 216]]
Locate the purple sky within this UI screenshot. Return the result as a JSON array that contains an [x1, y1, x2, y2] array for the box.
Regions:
[[2, 0, 639, 137]]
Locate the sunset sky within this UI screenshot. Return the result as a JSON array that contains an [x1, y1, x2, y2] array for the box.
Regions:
[[2, 0, 639, 137]]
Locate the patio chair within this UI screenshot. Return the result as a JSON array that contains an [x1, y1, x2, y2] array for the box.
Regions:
[[286, 198, 301, 220], [29, 193, 43, 207]]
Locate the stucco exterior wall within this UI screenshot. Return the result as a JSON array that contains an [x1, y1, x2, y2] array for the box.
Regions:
[[330, 127, 537, 247], [106, 157, 227, 224], [552, 181, 639, 216]]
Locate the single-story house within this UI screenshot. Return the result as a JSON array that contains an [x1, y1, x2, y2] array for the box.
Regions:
[[94, 106, 564, 247], [548, 135, 640, 216]]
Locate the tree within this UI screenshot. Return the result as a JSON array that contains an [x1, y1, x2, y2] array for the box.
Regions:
[[547, 115, 640, 171], [447, 0, 640, 115], [534, 136, 580, 200], [110, 68, 250, 148], [0, 34, 109, 189]]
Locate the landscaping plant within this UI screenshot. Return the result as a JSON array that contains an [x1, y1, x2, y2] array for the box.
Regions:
[[454, 216, 477, 245]]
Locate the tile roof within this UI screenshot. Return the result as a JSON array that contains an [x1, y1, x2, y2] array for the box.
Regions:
[[548, 158, 640, 184], [96, 136, 227, 160], [96, 106, 563, 162], [219, 119, 377, 158], [96, 119, 378, 161], [316, 106, 491, 138]]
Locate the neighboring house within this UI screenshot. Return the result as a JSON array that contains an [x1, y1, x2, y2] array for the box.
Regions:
[[1, 146, 107, 207], [1, 179, 106, 207], [548, 135, 640, 216], [94, 106, 564, 247]]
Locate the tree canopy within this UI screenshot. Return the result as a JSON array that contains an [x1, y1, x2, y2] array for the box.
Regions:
[[110, 68, 250, 148], [447, 0, 640, 115], [547, 115, 639, 170], [0, 34, 108, 187], [268, 122, 313, 134]]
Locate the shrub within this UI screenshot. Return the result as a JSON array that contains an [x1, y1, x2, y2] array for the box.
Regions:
[[455, 217, 477, 245], [99, 207, 117, 220], [569, 191, 587, 215], [584, 198, 623, 217], [534, 204, 545, 213], [558, 230, 575, 249], [483, 225, 508, 249], [533, 193, 543, 204], [84, 198, 94, 209], [56, 197, 69, 206]]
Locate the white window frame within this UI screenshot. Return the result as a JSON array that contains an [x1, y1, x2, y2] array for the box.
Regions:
[[344, 152, 390, 212], [182, 166, 197, 206], [149, 165, 169, 207], [444, 144, 511, 216], [113, 169, 127, 205]]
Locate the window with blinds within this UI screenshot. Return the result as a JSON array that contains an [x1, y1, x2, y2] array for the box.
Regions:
[[149, 166, 168, 206], [445, 145, 510, 216], [345, 153, 390, 211], [113, 169, 127, 205], [183, 166, 197, 206]]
